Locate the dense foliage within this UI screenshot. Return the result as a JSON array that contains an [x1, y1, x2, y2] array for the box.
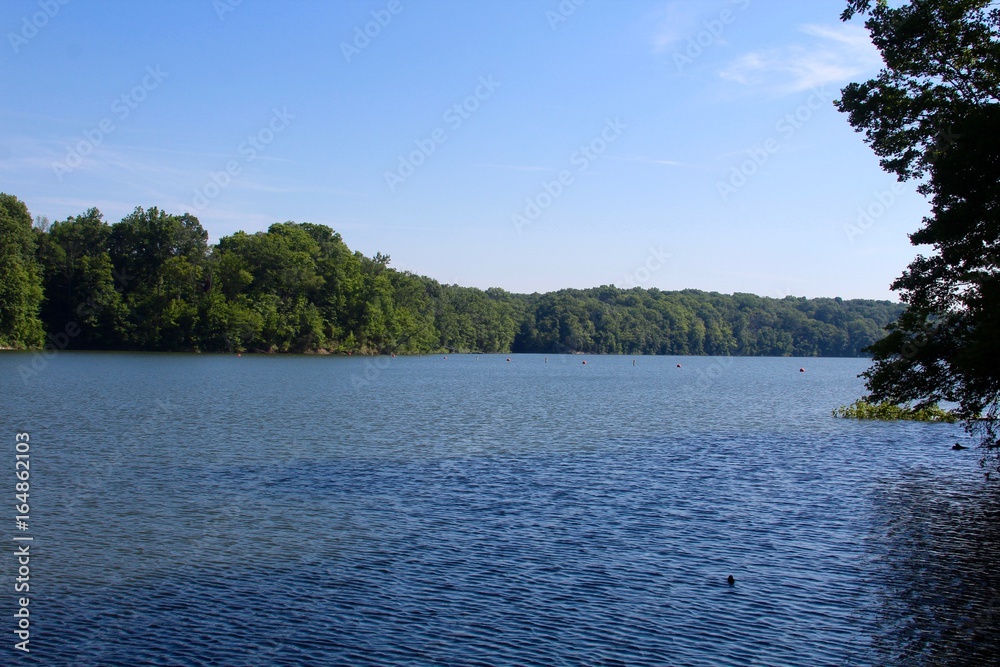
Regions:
[[833, 398, 958, 422], [0, 194, 45, 349], [0, 196, 904, 357], [511, 287, 899, 356], [837, 0, 1000, 463]]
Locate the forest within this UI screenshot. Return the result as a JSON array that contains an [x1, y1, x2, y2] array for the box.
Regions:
[[0, 196, 903, 357]]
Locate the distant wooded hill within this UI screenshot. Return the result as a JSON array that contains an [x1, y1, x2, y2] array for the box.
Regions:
[[16, 202, 902, 356]]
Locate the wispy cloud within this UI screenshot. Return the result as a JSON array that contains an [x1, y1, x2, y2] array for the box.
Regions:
[[649, 2, 701, 53], [28, 196, 156, 219], [473, 163, 556, 173], [2, 134, 196, 182], [176, 204, 280, 239], [608, 154, 690, 167], [116, 141, 294, 164], [719, 23, 882, 93]]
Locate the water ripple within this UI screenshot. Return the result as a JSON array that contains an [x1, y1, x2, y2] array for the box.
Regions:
[[2, 353, 994, 665]]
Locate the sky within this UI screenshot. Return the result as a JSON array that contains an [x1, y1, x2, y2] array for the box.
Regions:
[[1, 0, 930, 301]]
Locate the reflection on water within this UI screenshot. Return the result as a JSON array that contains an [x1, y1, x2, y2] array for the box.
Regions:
[[869, 468, 1000, 666]]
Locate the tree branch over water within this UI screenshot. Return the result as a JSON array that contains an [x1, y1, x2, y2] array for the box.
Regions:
[[837, 0, 1000, 468]]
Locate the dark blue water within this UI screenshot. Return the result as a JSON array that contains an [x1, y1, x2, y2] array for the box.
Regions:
[[2, 352, 998, 666]]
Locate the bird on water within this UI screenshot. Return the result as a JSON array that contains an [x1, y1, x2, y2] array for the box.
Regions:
[[727, 575, 735, 586]]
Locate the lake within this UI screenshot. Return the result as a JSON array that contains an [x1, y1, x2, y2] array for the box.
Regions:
[[2, 352, 998, 666]]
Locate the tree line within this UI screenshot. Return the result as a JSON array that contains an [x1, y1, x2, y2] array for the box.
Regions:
[[0, 194, 902, 356]]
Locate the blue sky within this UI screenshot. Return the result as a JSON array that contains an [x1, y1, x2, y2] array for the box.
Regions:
[[1, 0, 927, 300]]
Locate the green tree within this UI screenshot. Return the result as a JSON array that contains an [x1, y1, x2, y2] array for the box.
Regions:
[[0, 193, 910, 360], [837, 0, 1000, 464], [108, 207, 210, 349], [215, 223, 327, 352], [0, 193, 44, 348], [388, 272, 439, 353], [35, 209, 127, 348]]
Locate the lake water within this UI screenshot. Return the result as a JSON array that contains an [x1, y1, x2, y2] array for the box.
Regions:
[[2, 352, 998, 666]]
